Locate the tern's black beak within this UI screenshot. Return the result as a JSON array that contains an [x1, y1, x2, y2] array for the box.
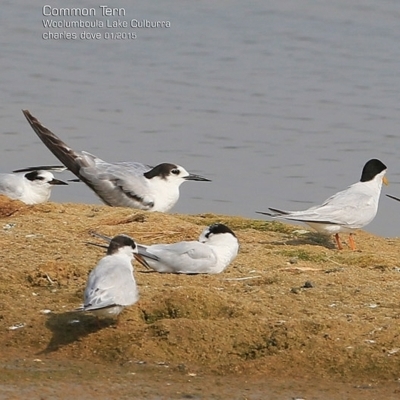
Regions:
[[386, 194, 400, 202], [134, 248, 159, 270], [137, 245, 159, 261], [184, 174, 211, 182], [49, 178, 68, 185]]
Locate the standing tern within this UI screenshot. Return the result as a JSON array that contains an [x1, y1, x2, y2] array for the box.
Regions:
[[91, 223, 239, 274], [0, 169, 67, 204], [22, 110, 210, 212], [257, 159, 388, 250], [76, 234, 156, 319]]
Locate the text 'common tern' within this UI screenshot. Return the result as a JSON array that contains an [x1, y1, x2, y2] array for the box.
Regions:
[[22, 110, 210, 212], [0, 169, 67, 204], [257, 159, 388, 250]]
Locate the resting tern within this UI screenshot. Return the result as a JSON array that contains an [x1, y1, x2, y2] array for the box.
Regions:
[[22, 110, 210, 212], [257, 159, 388, 250], [91, 223, 239, 274], [76, 235, 156, 319], [0, 169, 67, 204]]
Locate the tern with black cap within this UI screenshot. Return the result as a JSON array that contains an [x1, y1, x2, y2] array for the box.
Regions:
[[91, 223, 239, 274], [76, 234, 157, 319], [257, 159, 388, 250], [0, 169, 67, 204], [22, 110, 210, 212]]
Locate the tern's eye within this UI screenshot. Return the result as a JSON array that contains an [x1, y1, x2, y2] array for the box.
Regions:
[[36, 177, 45, 181], [171, 169, 180, 175]]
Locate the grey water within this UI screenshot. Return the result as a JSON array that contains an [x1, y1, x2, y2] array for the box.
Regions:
[[1, 0, 400, 237]]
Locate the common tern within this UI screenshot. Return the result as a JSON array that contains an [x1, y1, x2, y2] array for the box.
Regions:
[[22, 110, 210, 212], [91, 223, 239, 274], [0, 169, 67, 204], [76, 235, 156, 319], [257, 159, 388, 250]]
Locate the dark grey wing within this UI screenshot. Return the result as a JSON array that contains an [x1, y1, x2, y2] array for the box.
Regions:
[[22, 110, 156, 208], [256, 208, 291, 217], [22, 110, 85, 177], [79, 160, 156, 208], [12, 165, 67, 173]]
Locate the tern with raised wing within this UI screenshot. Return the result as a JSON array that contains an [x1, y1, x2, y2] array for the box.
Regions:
[[22, 110, 210, 212]]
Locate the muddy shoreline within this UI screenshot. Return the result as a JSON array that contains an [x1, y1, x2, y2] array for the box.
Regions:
[[1, 196, 400, 398]]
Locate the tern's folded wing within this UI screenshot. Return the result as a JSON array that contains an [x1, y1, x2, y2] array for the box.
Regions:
[[144, 241, 217, 274], [279, 190, 376, 227], [0, 174, 23, 199], [79, 159, 156, 208], [84, 260, 138, 309]]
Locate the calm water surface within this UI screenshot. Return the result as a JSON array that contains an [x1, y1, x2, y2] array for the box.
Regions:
[[1, 0, 400, 237]]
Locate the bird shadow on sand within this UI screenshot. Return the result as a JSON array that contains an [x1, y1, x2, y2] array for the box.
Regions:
[[269, 232, 336, 249], [40, 311, 115, 354]]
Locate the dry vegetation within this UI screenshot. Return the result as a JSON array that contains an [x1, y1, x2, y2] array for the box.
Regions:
[[1, 195, 400, 398]]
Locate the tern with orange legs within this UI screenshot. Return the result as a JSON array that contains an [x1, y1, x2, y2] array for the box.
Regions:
[[257, 159, 388, 250]]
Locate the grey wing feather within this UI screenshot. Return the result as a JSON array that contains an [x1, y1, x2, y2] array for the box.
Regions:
[[78, 156, 156, 208], [12, 165, 67, 173], [144, 241, 217, 273], [275, 187, 374, 226], [0, 174, 23, 198], [22, 110, 155, 208], [22, 110, 84, 177], [84, 260, 137, 310]]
